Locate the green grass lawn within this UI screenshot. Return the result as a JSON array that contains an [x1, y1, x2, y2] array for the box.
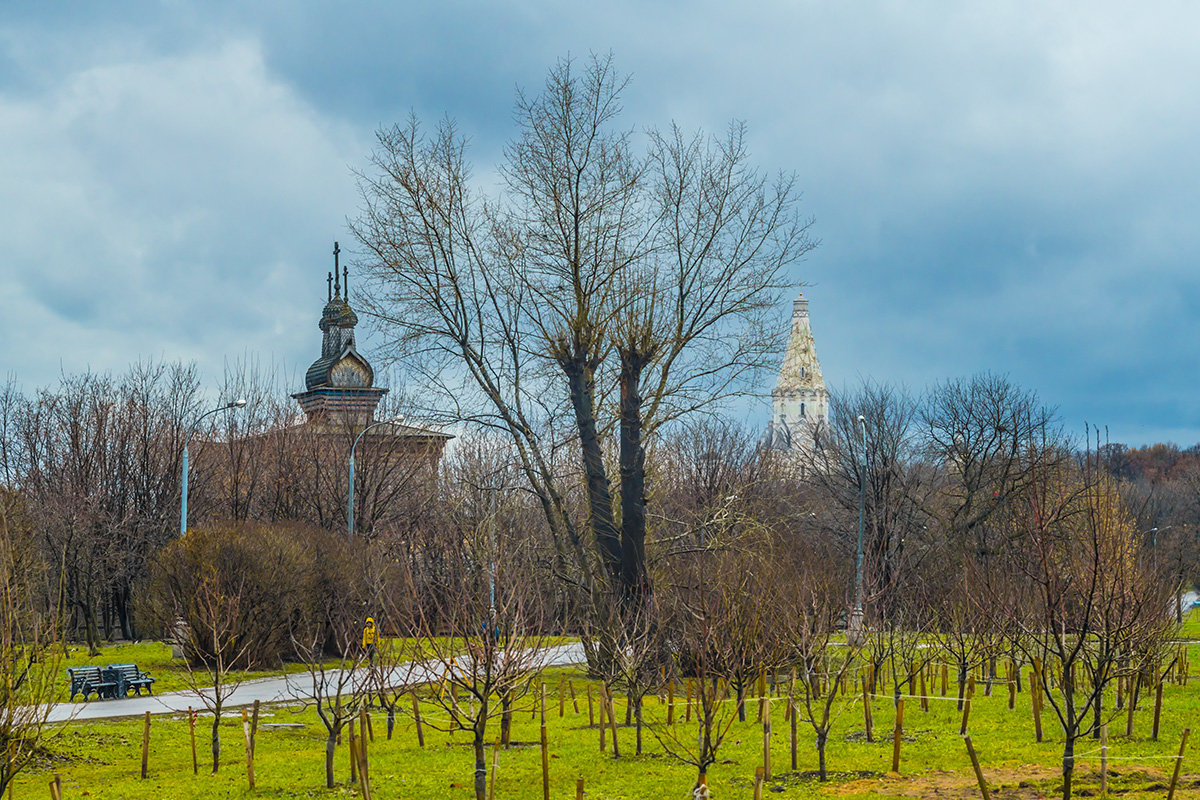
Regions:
[[19, 637, 1200, 799]]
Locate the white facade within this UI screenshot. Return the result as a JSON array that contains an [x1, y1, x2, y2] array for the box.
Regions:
[[769, 293, 829, 452]]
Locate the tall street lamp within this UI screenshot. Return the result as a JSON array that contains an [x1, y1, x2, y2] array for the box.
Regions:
[[180, 398, 247, 536], [348, 417, 404, 536], [849, 413, 868, 646]]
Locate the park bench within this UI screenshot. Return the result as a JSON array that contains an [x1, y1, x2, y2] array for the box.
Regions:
[[66, 666, 117, 701], [104, 663, 156, 697]]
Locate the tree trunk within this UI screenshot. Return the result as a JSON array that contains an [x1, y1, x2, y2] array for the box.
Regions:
[[957, 662, 968, 711], [473, 706, 489, 800], [79, 600, 101, 656], [618, 352, 650, 608], [325, 732, 336, 788], [386, 707, 395, 740], [817, 729, 828, 781], [501, 691, 513, 745], [115, 583, 134, 641], [211, 713, 221, 774], [562, 360, 622, 589], [635, 696, 643, 755], [1061, 734, 1075, 800]]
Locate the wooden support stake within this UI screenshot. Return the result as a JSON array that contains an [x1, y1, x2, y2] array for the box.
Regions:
[[576, 777, 585, 800], [762, 695, 772, 781], [587, 684, 595, 727], [411, 692, 425, 747], [348, 713, 357, 785], [559, 676, 566, 718], [360, 707, 371, 798], [488, 733, 501, 800], [189, 706, 198, 775], [1167, 727, 1190, 800], [941, 663, 949, 696], [667, 679, 675, 725], [141, 710, 151, 779], [1008, 667, 1016, 711], [862, 675, 874, 742], [753, 766, 764, 800], [1100, 723, 1108, 798], [960, 696, 972, 737], [1153, 681, 1164, 741], [919, 667, 928, 713], [606, 686, 620, 758], [757, 671, 766, 721], [599, 688, 607, 752], [789, 697, 798, 772], [1125, 675, 1136, 738], [963, 734, 991, 800], [569, 680, 579, 714], [1031, 671, 1043, 743], [242, 708, 255, 789], [48, 774, 61, 800], [891, 698, 905, 773], [685, 680, 693, 723], [540, 684, 550, 800]]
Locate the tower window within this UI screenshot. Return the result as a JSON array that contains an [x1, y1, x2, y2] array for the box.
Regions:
[[800, 367, 806, 378], [801, 402, 806, 417]]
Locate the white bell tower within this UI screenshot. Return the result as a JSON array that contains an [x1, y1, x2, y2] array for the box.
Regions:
[[769, 293, 829, 452]]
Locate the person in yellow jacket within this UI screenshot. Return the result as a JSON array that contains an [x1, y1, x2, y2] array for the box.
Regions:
[[362, 617, 377, 664]]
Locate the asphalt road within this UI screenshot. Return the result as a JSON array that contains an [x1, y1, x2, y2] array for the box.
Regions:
[[46, 642, 586, 723]]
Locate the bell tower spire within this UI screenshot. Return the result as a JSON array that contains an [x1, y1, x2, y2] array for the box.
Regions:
[[769, 292, 829, 452]]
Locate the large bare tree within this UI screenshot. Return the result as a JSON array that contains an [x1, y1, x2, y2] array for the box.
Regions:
[[352, 53, 815, 620]]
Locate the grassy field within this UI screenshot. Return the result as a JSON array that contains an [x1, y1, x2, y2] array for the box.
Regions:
[[18, 647, 1200, 799]]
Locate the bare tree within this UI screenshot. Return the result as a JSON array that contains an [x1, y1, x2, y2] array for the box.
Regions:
[[0, 489, 61, 796], [997, 440, 1171, 800], [291, 604, 370, 789], [178, 568, 253, 774], [385, 509, 549, 800], [353, 53, 815, 625], [771, 553, 862, 780]]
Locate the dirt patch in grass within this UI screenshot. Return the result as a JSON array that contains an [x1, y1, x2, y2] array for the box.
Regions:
[[823, 766, 1200, 799]]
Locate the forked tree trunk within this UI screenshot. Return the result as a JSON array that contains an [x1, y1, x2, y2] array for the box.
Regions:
[[563, 361, 622, 591]]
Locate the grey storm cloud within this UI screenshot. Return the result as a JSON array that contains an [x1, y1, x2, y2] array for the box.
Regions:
[[1, 1, 1197, 445]]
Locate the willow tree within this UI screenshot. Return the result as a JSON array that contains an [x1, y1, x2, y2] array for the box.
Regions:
[[353, 53, 815, 620]]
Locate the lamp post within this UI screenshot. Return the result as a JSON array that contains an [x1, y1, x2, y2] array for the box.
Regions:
[[849, 413, 868, 646], [180, 398, 247, 536], [348, 416, 404, 536]]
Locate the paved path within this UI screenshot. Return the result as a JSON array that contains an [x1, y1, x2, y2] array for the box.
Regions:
[[46, 642, 586, 724]]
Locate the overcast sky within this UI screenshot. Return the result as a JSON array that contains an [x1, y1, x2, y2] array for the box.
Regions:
[[2, 2, 1197, 446]]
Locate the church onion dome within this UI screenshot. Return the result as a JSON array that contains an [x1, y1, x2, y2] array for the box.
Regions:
[[320, 296, 358, 331], [306, 348, 375, 391], [304, 241, 375, 391]]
